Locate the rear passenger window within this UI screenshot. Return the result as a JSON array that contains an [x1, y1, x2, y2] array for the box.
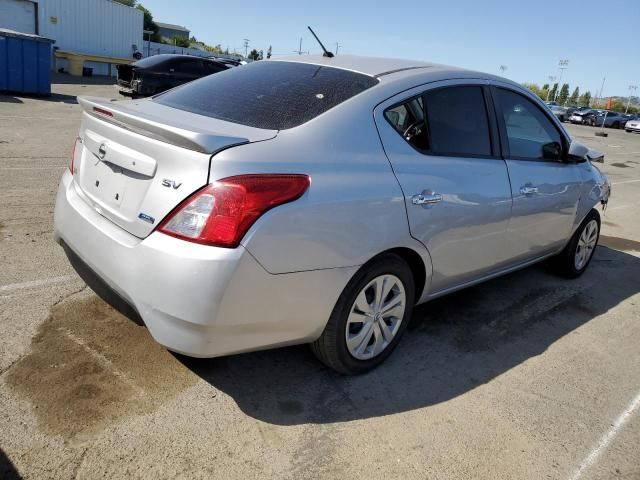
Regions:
[[424, 86, 491, 156], [384, 86, 492, 157], [384, 97, 428, 150], [173, 59, 202, 74], [494, 88, 563, 160]]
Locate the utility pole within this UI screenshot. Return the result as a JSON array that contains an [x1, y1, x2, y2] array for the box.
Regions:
[[243, 38, 250, 58], [625, 85, 638, 113], [546, 76, 556, 101], [335, 42, 340, 55], [598, 77, 606, 107], [294, 37, 303, 55], [554, 59, 569, 103]]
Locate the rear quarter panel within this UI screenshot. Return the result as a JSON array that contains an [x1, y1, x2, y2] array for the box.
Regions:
[[205, 95, 432, 276]]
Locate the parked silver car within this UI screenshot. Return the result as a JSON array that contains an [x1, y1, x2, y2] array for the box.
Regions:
[[54, 55, 611, 374], [626, 118, 640, 133]]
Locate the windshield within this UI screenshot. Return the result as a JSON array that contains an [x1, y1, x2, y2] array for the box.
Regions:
[[154, 61, 379, 130]]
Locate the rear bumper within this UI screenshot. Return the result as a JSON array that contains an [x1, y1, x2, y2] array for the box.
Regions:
[[54, 171, 356, 357]]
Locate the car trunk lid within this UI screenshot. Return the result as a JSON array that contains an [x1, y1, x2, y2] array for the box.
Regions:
[[73, 96, 277, 238]]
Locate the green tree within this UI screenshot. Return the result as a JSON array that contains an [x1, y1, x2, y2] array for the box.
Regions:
[[578, 91, 592, 107], [113, 0, 137, 6], [542, 83, 549, 90], [248, 49, 260, 60], [558, 83, 570, 105], [136, 4, 160, 42], [548, 83, 558, 102], [522, 83, 545, 99], [266, 45, 272, 59], [171, 36, 190, 48], [568, 87, 579, 106]]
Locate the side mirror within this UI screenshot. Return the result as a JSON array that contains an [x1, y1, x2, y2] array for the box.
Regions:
[[542, 141, 563, 161], [567, 141, 589, 163]]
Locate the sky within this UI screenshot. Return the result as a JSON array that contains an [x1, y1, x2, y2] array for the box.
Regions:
[[141, 0, 640, 97]]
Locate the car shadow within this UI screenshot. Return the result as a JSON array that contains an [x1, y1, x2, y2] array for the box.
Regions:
[[0, 448, 22, 480], [0, 95, 23, 104], [179, 246, 640, 426], [0, 92, 77, 104]]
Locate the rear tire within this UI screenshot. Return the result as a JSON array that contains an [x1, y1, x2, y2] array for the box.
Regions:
[[549, 210, 600, 278], [613, 121, 620, 129], [311, 253, 415, 375]]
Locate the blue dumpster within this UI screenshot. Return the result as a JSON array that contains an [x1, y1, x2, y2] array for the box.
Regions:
[[0, 28, 55, 96]]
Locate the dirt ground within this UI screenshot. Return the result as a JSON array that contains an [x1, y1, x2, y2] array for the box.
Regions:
[[1, 78, 639, 479]]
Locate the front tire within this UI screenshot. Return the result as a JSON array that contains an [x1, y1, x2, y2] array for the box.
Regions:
[[550, 210, 600, 278], [311, 253, 415, 375]]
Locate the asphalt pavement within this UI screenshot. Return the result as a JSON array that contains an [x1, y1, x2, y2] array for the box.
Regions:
[[1, 79, 639, 479]]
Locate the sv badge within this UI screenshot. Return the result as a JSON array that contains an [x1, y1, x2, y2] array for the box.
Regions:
[[162, 179, 182, 189]]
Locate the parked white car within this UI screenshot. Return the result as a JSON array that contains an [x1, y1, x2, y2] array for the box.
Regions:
[[625, 118, 640, 133]]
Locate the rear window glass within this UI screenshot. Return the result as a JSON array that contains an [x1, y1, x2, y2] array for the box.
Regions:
[[133, 55, 172, 68], [154, 61, 379, 130]]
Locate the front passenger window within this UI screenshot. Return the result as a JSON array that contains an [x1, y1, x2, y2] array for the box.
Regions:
[[495, 89, 563, 161]]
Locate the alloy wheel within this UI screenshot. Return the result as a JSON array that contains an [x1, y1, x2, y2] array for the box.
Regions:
[[575, 219, 598, 270], [345, 274, 406, 360]]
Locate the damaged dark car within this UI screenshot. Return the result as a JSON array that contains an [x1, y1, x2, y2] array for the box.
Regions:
[[116, 54, 230, 98]]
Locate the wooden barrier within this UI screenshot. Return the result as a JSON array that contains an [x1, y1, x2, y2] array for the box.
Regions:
[[54, 50, 133, 76]]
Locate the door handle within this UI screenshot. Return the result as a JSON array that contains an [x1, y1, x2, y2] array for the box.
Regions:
[[520, 186, 539, 196], [412, 192, 443, 205]]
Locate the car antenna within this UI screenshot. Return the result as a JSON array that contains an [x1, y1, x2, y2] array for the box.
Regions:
[[307, 26, 334, 57]]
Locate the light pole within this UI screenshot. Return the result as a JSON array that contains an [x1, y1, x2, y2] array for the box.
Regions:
[[243, 39, 250, 58], [546, 75, 556, 101], [554, 59, 569, 103], [625, 85, 638, 114], [597, 77, 606, 108]]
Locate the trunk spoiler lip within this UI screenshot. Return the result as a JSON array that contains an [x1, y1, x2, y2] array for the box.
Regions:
[[77, 96, 278, 154]]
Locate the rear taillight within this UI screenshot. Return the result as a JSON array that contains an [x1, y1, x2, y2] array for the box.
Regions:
[[157, 174, 310, 248], [70, 137, 80, 175]]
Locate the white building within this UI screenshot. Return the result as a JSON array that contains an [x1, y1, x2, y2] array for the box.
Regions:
[[0, 0, 143, 75]]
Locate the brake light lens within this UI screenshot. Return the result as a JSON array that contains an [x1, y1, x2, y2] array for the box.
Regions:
[[157, 174, 310, 248], [93, 106, 113, 117]]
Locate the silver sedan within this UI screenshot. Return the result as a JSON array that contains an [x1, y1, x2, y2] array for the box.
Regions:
[[54, 55, 610, 374]]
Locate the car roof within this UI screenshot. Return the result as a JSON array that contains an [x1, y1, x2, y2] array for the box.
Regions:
[[270, 54, 460, 77], [269, 54, 521, 92]]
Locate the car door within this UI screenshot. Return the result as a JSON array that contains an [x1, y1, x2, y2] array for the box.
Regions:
[[374, 81, 513, 293], [492, 85, 582, 262]]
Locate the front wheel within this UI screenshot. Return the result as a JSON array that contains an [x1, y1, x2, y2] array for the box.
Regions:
[[550, 210, 600, 278], [311, 253, 415, 374]]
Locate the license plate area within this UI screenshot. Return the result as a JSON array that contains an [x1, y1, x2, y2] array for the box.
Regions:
[[85, 157, 126, 207]]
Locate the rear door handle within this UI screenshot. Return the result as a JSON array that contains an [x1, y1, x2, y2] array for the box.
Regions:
[[412, 192, 443, 205], [520, 186, 539, 196]]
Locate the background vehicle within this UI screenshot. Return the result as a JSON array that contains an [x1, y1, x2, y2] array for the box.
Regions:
[[596, 111, 628, 129], [549, 104, 568, 122], [54, 56, 610, 374], [626, 117, 640, 133], [569, 109, 600, 125], [116, 54, 230, 97]]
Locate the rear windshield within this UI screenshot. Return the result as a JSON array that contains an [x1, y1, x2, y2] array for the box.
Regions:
[[154, 61, 379, 130], [133, 55, 172, 68]]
